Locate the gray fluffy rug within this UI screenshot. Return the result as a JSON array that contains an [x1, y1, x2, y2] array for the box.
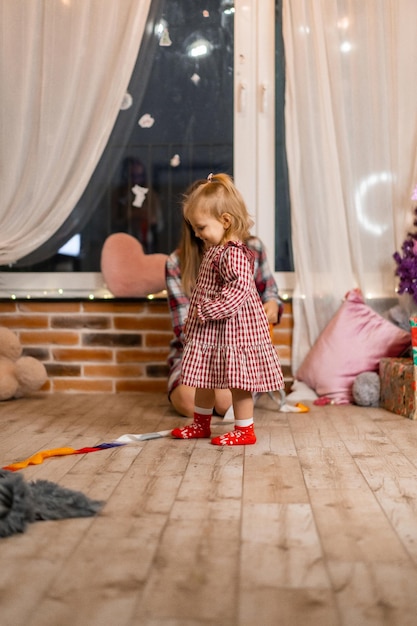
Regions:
[[0, 469, 104, 538]]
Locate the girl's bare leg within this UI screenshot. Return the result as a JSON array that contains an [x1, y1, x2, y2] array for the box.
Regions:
[[230, 388, 253, 420], [170, 385, 195, 418], [171, 385, 232, 418], [195, 388, 215, 409]]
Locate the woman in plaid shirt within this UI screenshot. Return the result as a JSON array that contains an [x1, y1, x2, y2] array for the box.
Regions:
[[166, 181, 284, 420]]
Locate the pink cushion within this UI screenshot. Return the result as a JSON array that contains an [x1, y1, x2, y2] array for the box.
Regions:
[[101, 233, 167, 297], [296, 289, 411, 404]]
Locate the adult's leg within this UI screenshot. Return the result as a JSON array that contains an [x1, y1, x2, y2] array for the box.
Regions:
[[214, 389, 233, 417]]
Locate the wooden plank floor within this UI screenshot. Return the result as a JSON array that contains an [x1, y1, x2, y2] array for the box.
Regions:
[[2, 393, 417, 626]]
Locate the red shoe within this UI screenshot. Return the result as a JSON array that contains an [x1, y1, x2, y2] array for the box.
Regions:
[[171, 423, 211, 439], [171, 413, 212, 439], [211, 424, 256, 446]]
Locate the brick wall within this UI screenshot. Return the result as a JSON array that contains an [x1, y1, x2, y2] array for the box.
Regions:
[[0, 298, 293, 394]]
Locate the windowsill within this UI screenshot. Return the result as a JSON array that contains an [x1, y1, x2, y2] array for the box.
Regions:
[[0, 272, 167, 301], [0, 269, 296, 301]]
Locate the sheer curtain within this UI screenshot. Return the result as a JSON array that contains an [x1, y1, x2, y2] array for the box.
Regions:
[[0, 0, 151, 265], [283, 0, 417, 372]]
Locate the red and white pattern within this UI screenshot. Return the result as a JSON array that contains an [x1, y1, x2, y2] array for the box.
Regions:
[[181, 241, 284, 392], [165, 236, 283, 397]]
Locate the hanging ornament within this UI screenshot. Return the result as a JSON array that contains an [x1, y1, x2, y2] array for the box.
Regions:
[[191, 73, 201, 85], [170, 154, 181, 168], [120, 93, 133, 111], [138, 113, 155, 128], [131, 185, 148, 208], [159, 27, 172, 47]]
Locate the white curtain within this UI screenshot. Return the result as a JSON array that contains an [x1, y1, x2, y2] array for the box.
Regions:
[[0, 0, 151, 265], [283, 0, 417, 373]]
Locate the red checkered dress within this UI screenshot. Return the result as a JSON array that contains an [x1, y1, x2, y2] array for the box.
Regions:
[[181, 241, 284, 392]]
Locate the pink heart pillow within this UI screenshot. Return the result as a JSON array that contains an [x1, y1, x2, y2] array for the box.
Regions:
[[101, 233, 167, 297], [296, 289, 411, 404]]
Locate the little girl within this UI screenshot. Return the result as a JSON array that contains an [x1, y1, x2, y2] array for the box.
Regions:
[[171, 173, 284, 445]]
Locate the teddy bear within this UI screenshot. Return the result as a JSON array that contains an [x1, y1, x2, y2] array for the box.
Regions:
[[0, 327, 48, 401]]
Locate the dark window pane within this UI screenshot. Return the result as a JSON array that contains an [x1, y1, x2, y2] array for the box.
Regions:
[[3, 0, 234, 272], [2, 0, 293, 279]]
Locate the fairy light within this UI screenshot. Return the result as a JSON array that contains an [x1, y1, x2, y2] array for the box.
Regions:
[[354, 171, 391, 236], [337, 17, 350, 29]]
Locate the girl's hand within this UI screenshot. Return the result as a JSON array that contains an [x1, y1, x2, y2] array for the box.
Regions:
[[263, 300, 279, 324]]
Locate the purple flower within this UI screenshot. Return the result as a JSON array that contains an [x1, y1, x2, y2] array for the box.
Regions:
[[393, 195, 417, 305]]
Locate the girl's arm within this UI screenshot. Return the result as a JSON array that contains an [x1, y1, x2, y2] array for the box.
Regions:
[[197, 246, 253, 322]]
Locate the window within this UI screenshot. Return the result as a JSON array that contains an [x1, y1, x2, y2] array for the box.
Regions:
[[0, 0, 293, 297]]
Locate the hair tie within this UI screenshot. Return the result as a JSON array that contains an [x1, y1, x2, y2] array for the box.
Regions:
[[207, 172, 213, 182]]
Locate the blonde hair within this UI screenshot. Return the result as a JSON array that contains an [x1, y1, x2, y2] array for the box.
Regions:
[[183, 173, 253, 242], [179, 219, 205, 297], [179, 174, 253, 296]]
